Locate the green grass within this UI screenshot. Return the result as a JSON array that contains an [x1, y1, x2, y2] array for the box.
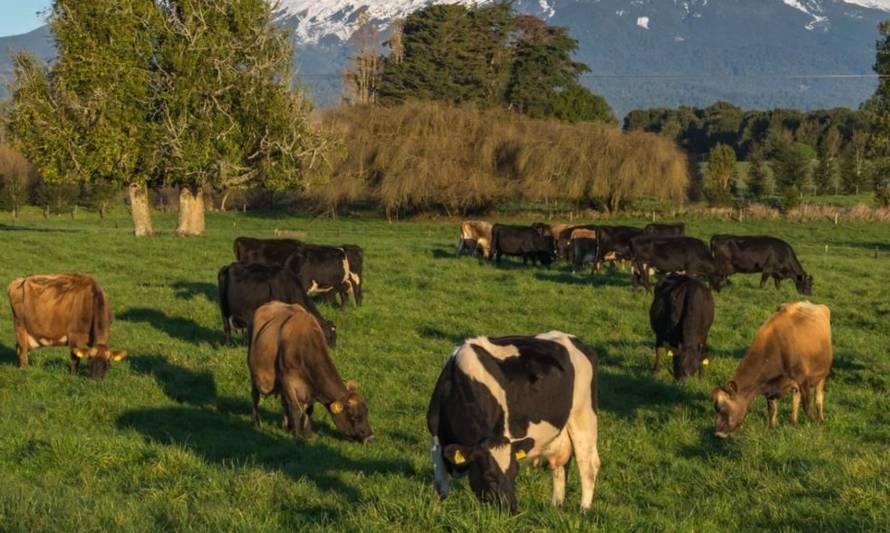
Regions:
[[1, 209, 888, 532]]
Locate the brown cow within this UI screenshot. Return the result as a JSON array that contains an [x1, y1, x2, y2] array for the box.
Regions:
[[457, 220, 493, 259], [8, 274, 127, 378], [248, 301, 373, 443], [711, 301, 832, 438]]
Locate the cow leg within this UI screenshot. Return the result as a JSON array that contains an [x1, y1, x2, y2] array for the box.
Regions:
[[773, 275, 782, 290], [790, 385, 801, 426], [223, 316, 233, 346], [815, 379, 826, 424], [768, 398, 779, 428], [68, 351, 81, 376], [251, 385, 262, 428], [653, 346, 663, 372], [550, 463, 566, 507], [300, 404, 315, 435], [354, 282, 363, 307], [13, 321, 29, 368], [759, 272, 769, 289], [568, 410, 600, 511], [282, 380, 310, 441], [802, 387, 815, 422]]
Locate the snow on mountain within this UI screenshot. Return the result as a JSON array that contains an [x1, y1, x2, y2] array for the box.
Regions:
[[844, 0, 890, 9]]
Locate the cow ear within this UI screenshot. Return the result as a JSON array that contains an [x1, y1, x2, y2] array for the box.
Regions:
[[511, 437, 535, 461], [724, 381, 738, 397], [72, 347, 88, 359], [111, 350, 128, 362], [444, 444, 475, 466], [345, 380, 358, 392]]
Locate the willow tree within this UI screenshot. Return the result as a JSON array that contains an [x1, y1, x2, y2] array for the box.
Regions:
[[155, 0, 334, 235], [7, 0, 162, 236]]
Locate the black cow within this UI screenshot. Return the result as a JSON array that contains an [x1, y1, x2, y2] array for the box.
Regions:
[[289, 245, 358, 308], [568, 237, 601, 275], [490, 224, 555, 266], [710, 235, 813, 295], [649, 274, 715, 380], [594, 226, 643, 272], [556, 225, 598, 261], [644, 222, 685, 237], [217, 257, 336, 347], [428, 332, 600, 513], [234, 237, 303, 265], [629, 235, 717, 290]]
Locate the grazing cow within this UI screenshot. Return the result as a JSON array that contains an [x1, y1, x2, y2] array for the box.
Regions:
[[594, 226, 643, 272], [711, 301, 832, 437], [340, 244, 364, 306], [457, 221, 493, 259], [249, 301, 373, 443], [629, 236, 717, 290], [427, 331, 600, 512], [649, 274, 715, 379], [218, 258, 336, 347], [568, 231, 615, 275], [556, 225, 598, 261], [7, 274, 127, 378], [289, 244, 358, 308], [490, 224, 556, 266], [710, 235, 813, 295], [644, 222, 685, 237], [234, 236, 303, 265]]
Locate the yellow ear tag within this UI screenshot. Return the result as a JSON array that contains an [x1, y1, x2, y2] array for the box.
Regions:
[[666, 350, 674, 357], [703, 359, 710, 366], [514, 450, 526, 460], [453, 449, 466, 465], [330, 402, 343, 414]]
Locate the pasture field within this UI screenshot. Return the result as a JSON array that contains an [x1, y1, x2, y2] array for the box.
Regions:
[[0, 210, 888, 532]]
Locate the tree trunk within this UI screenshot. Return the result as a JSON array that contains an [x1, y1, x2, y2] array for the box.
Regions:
[[176, 185, 206, 236], [128, 183, 154, 237], [220, 190, 230, 212]]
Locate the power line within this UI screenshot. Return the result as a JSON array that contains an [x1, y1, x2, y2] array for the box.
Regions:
[[296, 73, 888, 81]]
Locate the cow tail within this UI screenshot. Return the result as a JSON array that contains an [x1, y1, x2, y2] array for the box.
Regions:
[[91, 285, 111, 347], [427, 356, 455, 435], [218, 266, 231, 327]]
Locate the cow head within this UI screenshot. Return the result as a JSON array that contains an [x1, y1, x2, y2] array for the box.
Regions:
[[711, 381, 750, 438], [442, 437, 535, 513], [72, 345, 128, 379], [795, 274, 814, 295], [328, 381, 373, 443]]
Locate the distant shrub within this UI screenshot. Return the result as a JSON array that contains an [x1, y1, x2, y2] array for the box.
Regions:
[[0, 144, 36, 217], [317, 102, 688, 216]]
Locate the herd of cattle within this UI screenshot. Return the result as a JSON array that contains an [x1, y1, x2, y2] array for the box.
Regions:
[[4, 220, 834, 513]]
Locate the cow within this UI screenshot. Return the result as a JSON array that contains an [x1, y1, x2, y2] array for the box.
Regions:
[[710, 235, 813, 295], [340, 244, 364, 306], [7, 274, 127, 378], [248, 301, 373, 443], [594, 226, 643, 272], [457, 221, 493, 259], [629, 235, 717, 290], [649, 274, 715, 380], [234, 236, 303, 266], [289, 244, 358, 308], [556, 225, 598, 261], [644, 222, 685, 237], [427, 331, 600, 513], [217, 258, 336, 347], [711, 301, 832, 438], [490, 224, 556, 266]]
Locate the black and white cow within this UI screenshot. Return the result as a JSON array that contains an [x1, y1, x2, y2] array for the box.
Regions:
[[427, 331, 600, 513], [289, 244, 359, 308]]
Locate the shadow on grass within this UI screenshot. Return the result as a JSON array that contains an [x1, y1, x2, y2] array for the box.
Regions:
[[597, 366, 699, 420], [117, 406, 413, 504], [534, 270, 629, 288], [677, 427, 741, 460], [171, 281, 218, 303], [128, 354, 217, 407], [0, 342, 17, 366], [0, 223, 79, 233], [118, 308, 220, 346], [417, 325, 472, 346], [832, 240, 890, 253]]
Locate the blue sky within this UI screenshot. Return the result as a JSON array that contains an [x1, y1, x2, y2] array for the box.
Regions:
[[0, 1, 51, 37]]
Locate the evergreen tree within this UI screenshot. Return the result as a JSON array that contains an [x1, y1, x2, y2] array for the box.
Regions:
[[704, 143, 736, 206], [550, 84, 615, 124], [746, 149, 774, 199], [868, 20, 890, 206]]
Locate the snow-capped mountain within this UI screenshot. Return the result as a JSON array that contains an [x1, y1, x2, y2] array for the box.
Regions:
[[3, 0, 889, 116]]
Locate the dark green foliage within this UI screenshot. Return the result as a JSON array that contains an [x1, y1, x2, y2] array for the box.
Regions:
[[772, 141, 813, 197], [377, 2, 613, 124], [704, 143, 736, 206], [746, 149, 775, 199], [34, 177, 80, 215], [868, 21, 890, 207]]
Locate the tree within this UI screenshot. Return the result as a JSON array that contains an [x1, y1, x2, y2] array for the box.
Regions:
[[868, 20, 890, 206], [550, 84, 615, 124], [772, 140, 813, 201], [154, 0, 337, 235], [704, 143, 736, 205], [505, 16, 591, 119], [0, 145, 33, 218], [842, 131, 869, 194], [342, 12, 383, 105], [746, 149, 774, 199], [8, 0, 162, 236]]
